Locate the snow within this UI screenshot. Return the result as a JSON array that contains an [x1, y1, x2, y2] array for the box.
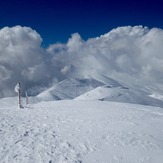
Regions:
[[149, 94, 163, 101], [0, 98, 163, 163], [75, 85, 163, 108], [1, 25, 163, 163], [36, 76, 163, 108], [36, 77, 104, 101]]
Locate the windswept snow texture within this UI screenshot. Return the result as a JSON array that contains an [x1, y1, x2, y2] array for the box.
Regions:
[[37, 77, 104, 101], [37, 76, 163, 108], [0, 98, 163, 163], [75, 85, 163, 108]]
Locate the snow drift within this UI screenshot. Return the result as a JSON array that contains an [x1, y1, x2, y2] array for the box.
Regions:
[[36, 75, 163, 108], [0, 98, 163, 163], [75, 85, 163, 108], [36, 76, 104, 101]]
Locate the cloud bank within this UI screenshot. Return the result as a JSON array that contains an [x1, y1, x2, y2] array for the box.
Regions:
[[0, 25, 163, 97]]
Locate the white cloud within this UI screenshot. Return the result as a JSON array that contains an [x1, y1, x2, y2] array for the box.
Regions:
[[0, 26, 47, 97], [0, 25, 163, 97], [67, 33, 83, 52], [0, 65, 12, 82], [47, 25, 163, 91]]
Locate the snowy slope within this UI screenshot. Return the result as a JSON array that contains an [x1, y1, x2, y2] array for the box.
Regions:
[[0, 99, 163, 163], [75, 85, 163, 108], [36, 77, 104, 101], [36, 75, 163, 108]]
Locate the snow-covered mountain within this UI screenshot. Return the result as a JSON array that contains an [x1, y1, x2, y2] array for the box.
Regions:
[[0, 98, 163, 163], [1, 75, 163, 163], [36, 75, 163, 108], [1, 25, 163, 163], [36, 76, 104, 101], [75, 85, 163, 108]]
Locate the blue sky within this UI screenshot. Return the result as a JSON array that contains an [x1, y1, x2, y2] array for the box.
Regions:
[[0, 0, 163, 46]]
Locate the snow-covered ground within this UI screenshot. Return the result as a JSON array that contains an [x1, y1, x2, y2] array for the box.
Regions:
[[36, 77, 104, 101], [75, 85, 163, 108], [0, 98, 163, 163], [36, 76, 163, 108]]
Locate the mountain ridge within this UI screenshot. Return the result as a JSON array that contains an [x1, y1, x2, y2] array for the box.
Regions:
[[36, 75, 163, 108]]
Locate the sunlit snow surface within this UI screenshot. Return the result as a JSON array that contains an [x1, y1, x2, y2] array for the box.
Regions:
[[0, 98, 163, 163], [36, 76, 163, 108]]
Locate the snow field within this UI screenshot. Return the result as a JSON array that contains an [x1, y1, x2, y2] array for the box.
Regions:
[[0, 99, 163, 163]]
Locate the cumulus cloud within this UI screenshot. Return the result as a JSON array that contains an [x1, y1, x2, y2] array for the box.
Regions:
[[47, 26, 163, 92], [0, 25, 163, 97], [0, 26, 49, 97]]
